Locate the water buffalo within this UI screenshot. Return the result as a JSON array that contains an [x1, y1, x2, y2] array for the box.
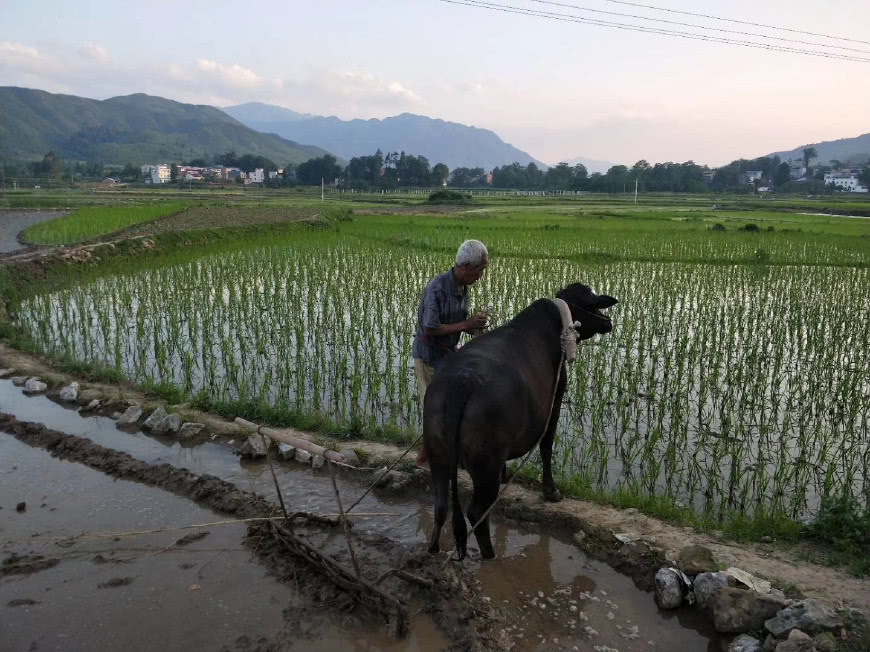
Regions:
[[423, 283, 617, 560]]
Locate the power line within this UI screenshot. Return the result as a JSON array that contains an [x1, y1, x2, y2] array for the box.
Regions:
[[597, 0, 870, 47], [529, 0, 870, 55], [438, 0, 870, 63]]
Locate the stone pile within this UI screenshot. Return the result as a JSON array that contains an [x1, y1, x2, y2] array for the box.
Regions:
[[652, 545, 845, 652]]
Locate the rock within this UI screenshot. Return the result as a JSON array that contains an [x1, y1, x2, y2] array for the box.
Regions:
[[788, 630, 811, 641], [11, 376, 28, 386], [142, 407, 168, 430], [58, 382, 79, 402], [23, 378, 48, 394], [111, 412, 122, 419], [117, 406, 143, 426], [694, 572, 732, 610], [774, 640, 815, 652], [728, 634, 762, 652], [339, 448, 360, 467], [278, 443, 296, 461], [761, 634, 777, 652], [311, 455, 325, 470], [16, 502, 26, 513], [294, 449, 312, 464], [77, 388, 103, 405], [765, 600, 843, 638], [80, 399, 100, 412], [654, 568, 683, 609], [678, 545, 717, 575], [813, 631, 838, 652], [374, 468, 401, 488], [723, 567, 772, 594], [152, 413, 181, 435], [0, 368, 15, 378], [711, 587, 787, 633], [178, 423, 205, 440], [239, 433, 270, 459]]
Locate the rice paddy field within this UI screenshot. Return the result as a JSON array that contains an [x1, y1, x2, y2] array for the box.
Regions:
[[9, 194, 870, 529]]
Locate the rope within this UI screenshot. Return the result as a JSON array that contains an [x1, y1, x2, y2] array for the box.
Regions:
[[344, 432, 423, 515]]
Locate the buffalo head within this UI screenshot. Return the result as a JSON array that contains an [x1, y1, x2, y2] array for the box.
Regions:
[[556, 283, 618, 340]]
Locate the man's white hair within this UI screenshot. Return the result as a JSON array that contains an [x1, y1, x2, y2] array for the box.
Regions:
[[456, 239, 488, 267]]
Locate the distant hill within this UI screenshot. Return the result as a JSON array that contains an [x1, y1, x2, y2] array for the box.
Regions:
[[0, 87, 332, 166], [222, 102, 545, 170], [558, 156, 616, 175], [768, 133, 870, 166]]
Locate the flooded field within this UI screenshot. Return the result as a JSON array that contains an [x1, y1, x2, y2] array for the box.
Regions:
[[15, 224, 870, 522], [1, 381, 721, 650]]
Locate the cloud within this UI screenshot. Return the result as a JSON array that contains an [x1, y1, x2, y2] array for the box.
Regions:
[[78, 43, 110, 63], [195, 58, 261, 87]]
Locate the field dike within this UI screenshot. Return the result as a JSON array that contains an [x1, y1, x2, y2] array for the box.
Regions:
[[2, 342, 869, 624]]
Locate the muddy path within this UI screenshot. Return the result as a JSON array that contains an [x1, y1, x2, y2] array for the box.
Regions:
[[0, 396, 722, 651]]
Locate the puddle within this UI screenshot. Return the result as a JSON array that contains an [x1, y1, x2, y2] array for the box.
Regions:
[[0, 435, 290, 652], [1, 381, 720, 650]]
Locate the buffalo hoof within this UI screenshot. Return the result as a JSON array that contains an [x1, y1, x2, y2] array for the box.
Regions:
[[543, 487, 563, 502], [480, 547, 496, 560], [428, 542, 440, 554]]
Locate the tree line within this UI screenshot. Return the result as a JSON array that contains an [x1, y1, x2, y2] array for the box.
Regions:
[[6, 146, 869, 193]]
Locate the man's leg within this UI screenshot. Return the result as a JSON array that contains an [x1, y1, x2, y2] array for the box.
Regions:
[[414, 358, 435, 469]]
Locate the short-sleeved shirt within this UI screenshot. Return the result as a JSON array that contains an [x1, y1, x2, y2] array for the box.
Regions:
[[411, 267, 468, 365]]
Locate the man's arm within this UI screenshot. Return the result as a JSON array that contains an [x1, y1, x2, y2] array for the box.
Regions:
[[423, 313, 487, 337]]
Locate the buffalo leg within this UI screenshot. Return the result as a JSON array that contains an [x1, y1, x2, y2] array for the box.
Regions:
[[541, 379, 566, 502], [466, 471, 499, 560], [540, 430, 562, 502], [428, 462, 450, 554]]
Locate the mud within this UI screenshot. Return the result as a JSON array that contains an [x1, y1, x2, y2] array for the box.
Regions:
[[0, 415, 498, 650], [0, 404, 723, 650]]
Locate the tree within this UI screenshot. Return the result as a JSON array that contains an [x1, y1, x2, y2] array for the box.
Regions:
[[774, 162, 791, 187], [802, 147, 817, 177], [296, 155, 342, 185], [431, 163, 449, 186], [119, 163, 140, 182], [170, 164, 179, 182]]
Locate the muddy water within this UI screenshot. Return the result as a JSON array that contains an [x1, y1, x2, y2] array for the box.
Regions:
[[0, 435, 290, 652], [1, 382, 719, 650]]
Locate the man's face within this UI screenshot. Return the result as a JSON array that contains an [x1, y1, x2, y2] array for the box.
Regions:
[[463, 256, 488, 285]]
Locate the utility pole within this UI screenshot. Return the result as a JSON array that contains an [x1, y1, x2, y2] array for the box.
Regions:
[[321, 177, 324, 202], [634, 177, 638, 204]]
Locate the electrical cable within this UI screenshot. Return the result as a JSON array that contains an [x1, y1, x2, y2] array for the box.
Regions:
[[529, 0, 870, 55], [438, 0, 870, 63]]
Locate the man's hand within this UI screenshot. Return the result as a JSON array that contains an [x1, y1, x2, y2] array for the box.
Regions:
[[465, 311, 488, 332]]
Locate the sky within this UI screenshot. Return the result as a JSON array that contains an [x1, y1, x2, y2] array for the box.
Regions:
[[1, 0, 869, 166]]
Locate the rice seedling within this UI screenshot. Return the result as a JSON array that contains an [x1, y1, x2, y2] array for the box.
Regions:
[[20, 202, 186, 244], [13, 208, 870, 527]]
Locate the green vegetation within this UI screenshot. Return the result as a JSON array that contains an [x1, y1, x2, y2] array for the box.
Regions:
[[5, 191, 870, 570], [20, 202, 186, 244], [0, 86, 331, 167], [427, 189, 472, 204]]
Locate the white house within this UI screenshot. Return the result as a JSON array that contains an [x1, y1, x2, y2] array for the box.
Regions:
[[746, 170, 763, 182], [824, 171, 868, 193], [142, 164, 171, 184], [248, 168, 265, 183], [789, 161, 807, 180]]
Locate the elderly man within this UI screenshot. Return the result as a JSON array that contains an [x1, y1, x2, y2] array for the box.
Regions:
[[412, 239, 489, 469]]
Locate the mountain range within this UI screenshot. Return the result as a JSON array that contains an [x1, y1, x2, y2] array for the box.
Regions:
[[0, 87, 331, 166], [767, 133, 870, 166], [222, 102, 544, 171]]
